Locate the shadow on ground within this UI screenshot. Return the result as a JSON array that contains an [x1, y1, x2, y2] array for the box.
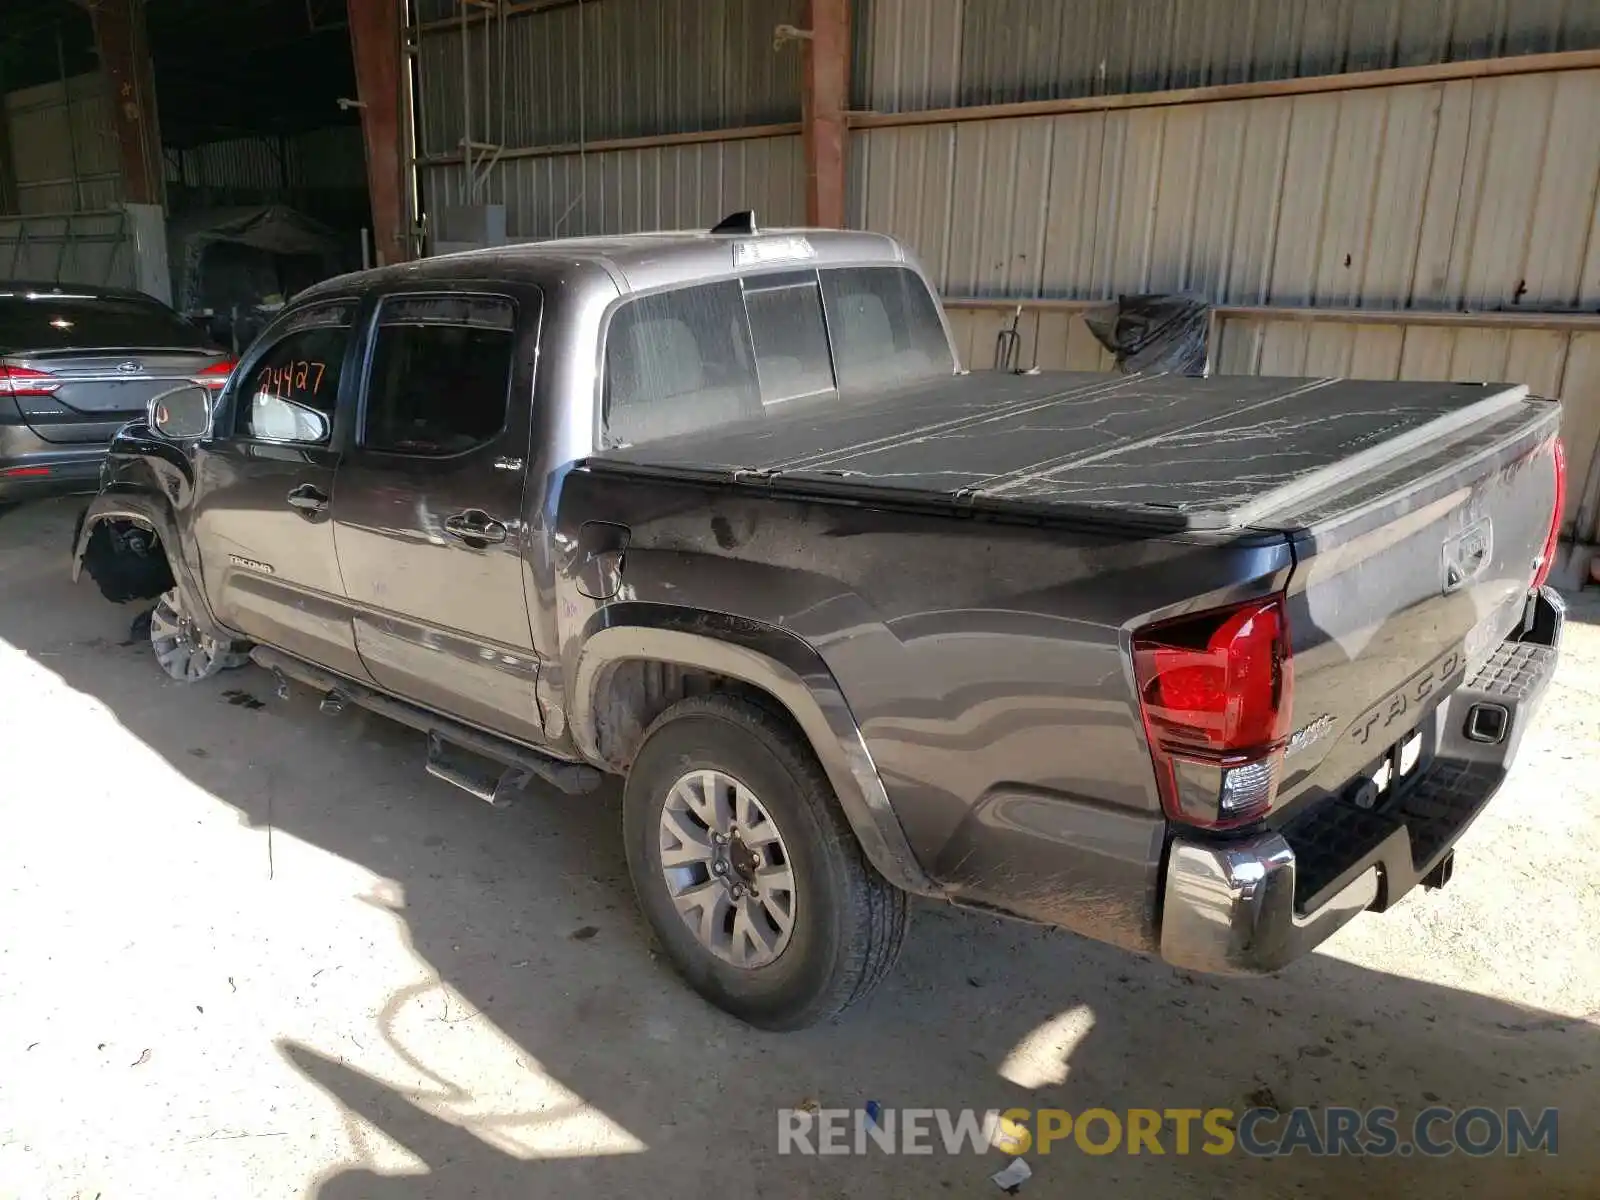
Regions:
[[2, 498, 1596, 1199]]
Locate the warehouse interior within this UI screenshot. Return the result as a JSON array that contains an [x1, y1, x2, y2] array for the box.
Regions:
[[3, 0, 1598, 576], [1, 5, 1599, 1198], [1, 0, 369, 348]]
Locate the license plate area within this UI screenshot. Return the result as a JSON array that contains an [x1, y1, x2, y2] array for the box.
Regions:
[[1343, 728, 1426, 812]]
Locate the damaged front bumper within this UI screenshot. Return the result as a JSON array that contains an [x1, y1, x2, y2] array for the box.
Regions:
[[1158, 586, 1565, 975]]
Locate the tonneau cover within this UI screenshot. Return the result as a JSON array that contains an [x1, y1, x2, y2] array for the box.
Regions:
[[588, 371, 1531, 531]]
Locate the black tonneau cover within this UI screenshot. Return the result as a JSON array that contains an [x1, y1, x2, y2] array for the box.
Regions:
[[588, 372, 1531, 531]]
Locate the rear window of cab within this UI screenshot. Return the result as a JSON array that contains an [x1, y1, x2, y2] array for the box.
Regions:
[[602, 265, 954, 448]]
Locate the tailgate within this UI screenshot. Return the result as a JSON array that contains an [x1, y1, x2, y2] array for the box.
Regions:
[[1268, 397, 1562, 823], [8, 350, 225, 444]]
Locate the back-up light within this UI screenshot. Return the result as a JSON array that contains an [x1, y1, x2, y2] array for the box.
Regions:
[[1132, 595, 1293, 829], [0, 363, 61, 396], [1531, 436, 1566, 589], [194, 359, 237, 389]]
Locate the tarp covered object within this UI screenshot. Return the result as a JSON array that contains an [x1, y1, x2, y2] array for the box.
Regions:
[[168, 205, 343, 314], [1085, 293, 1211, 376]]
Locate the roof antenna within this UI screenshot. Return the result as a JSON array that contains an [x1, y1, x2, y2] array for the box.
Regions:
[[710, 210, 758, 235]]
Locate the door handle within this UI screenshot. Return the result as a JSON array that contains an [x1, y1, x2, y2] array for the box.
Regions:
[[286, 483, 329, 518], [443, 509, 508, 547]]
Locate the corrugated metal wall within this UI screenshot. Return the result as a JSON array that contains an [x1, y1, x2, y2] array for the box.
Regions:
[[0, 72, 137, 290], [943, 306, 1115, 372], [421, 135, 804, 240], [3, 73, 122, 214], [413, 0, 804, 240], [417, 0, 802, 154], [168, 127, 368, 193], [853, 69, 1600, 308], [854, 0, 1600, 111], [0, 211, 136, 289]]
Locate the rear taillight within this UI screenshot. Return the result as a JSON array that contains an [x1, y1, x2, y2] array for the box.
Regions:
[[194, 358, 237, 389], [0, 363, 61, 397], [1531, 436, 1566, 589], [1132, 595, 1293, 829]]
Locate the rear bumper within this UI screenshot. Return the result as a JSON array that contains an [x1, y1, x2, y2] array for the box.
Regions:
[[0, 422, 107, 503], [0, 447, 106, 502], [1159, 586, 1564, 974]]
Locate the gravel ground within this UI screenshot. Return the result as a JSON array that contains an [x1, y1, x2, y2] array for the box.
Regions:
[[0, 496, 1596, 1200]]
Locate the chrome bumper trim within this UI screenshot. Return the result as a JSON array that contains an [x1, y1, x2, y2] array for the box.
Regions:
[[1159, 833, 1379, 974]]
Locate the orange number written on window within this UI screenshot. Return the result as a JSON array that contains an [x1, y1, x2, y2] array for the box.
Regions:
[[254, 360, 327, 402]]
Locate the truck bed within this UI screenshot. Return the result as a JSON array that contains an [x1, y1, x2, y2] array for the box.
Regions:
[[590, 372, 1533, 532]]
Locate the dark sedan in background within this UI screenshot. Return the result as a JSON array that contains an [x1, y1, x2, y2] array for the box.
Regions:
[[0, 283, 233, 510]]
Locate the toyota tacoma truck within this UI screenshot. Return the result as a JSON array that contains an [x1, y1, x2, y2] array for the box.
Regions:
[[71, 217, 1567, 1029]]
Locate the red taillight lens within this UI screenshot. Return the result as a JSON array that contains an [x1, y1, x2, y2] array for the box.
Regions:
[[0, 363, 61, 396], [1133, 596, 1293, 829], [194, 358, 236, 389], [1531, 436, 1566, 590]]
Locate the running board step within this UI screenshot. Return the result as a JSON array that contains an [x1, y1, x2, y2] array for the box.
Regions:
[[426, 733, 526, 808], [251, 645, 604, 797]]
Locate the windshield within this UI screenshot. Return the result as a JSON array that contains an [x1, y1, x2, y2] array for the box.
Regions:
[[0, 293, 212, 352]]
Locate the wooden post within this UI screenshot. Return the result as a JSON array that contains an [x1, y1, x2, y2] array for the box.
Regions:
[[347, 0, 410, 264], [802, 0, 849, 228]]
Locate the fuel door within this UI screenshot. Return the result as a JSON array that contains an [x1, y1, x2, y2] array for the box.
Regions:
[[575, 521, 630, 599]]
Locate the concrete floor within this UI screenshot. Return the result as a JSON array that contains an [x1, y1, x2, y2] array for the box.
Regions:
[[0, 496, 1596, 1200]]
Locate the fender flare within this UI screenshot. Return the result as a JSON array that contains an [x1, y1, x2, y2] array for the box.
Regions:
[[569, 606, 941, 898]]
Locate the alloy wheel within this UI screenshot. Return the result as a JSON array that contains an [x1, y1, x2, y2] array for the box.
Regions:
[[149, 588, 231, 682], [657, 768, 798, 969]]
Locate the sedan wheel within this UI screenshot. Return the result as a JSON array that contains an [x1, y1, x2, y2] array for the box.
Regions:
[[149, 588, 246, 682]]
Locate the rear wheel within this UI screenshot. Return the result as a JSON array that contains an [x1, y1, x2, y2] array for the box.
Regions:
[[149, 587, 249, 682], [622, 694, 908, 1029]]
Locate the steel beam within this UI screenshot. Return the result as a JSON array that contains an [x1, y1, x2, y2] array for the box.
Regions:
[[801, 0, 849, 229], [346, 0, 409, 264], [91, 0, 162, 207]]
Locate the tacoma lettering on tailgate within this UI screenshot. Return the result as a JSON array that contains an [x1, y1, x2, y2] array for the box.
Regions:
[[1350, 646, 1464, 748]]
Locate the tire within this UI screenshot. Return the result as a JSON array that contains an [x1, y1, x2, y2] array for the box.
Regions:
[[622, 694, 908, 1030], [149, 587, 251, 682]]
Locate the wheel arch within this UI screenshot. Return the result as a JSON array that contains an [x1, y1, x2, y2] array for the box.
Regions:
[[570, 602, 940, 897], [72, 489, 224, 638]]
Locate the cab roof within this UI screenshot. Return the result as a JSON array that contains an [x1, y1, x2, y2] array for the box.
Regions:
[[297, 225, 910, 305]]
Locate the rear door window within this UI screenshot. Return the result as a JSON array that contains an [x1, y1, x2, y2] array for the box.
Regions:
[[603, 281, 760, 446], [819, 267, 954, 393], [0, 292, 210, 351], [360, 294, 516, 456]]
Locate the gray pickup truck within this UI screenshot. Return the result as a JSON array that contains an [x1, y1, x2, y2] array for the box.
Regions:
[[73, 217, 1567, 1029]]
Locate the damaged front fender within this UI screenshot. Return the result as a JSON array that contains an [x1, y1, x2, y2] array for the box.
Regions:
[[73, 488, 225, 642]]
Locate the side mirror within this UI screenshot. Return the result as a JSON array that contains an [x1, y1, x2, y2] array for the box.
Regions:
[[149, 384, 214, 440]]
